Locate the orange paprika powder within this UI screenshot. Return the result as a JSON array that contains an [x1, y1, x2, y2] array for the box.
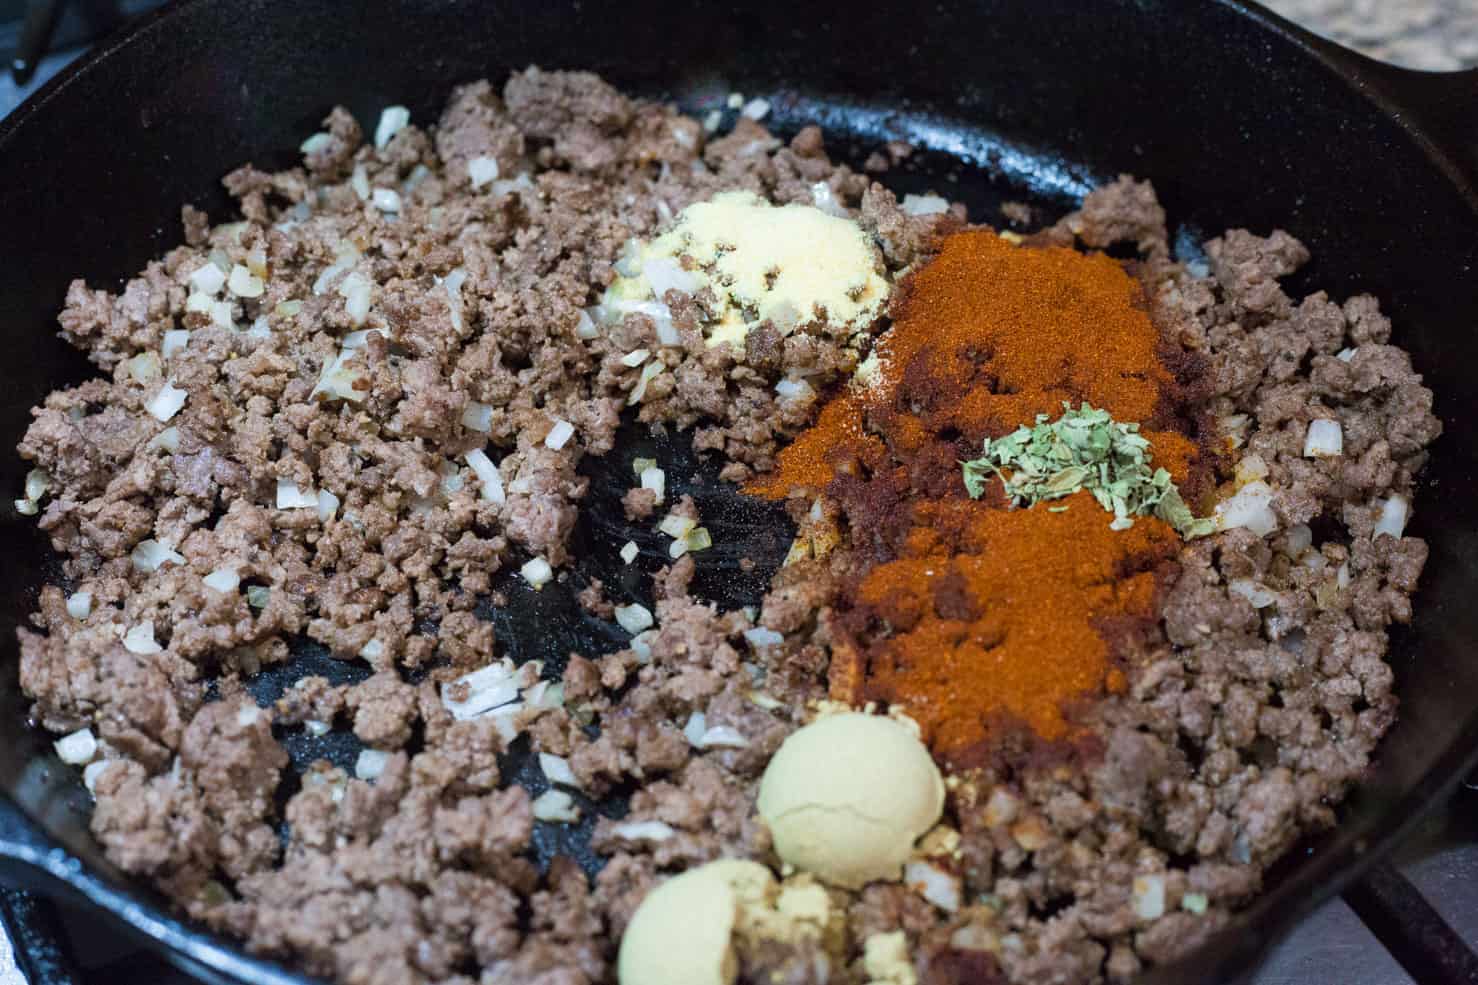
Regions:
[[750, 230, 1207, 766]]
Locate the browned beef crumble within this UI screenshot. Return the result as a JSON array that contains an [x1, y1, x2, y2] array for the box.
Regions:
[[13, 67, 1437, 985]]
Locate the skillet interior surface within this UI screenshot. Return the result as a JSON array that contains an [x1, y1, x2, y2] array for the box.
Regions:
[[1, 1, 1477, 983]]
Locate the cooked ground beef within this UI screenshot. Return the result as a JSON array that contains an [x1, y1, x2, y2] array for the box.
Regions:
[[13, 69, 1437, 985]]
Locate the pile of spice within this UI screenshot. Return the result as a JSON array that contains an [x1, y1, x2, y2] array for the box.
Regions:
[[751, 230, 1212, 765]]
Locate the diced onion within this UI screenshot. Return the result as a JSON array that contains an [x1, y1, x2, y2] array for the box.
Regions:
[[312, 350, 367, 403], [740, 97, 771, 120], [901, 193, 950, 216], [611, 820, 676, 842], [351, 165, 370, 200], [162, 330, 191, 358], [1132, 874, 1167, 920], [1286, 523, 1313, 556], [1337, 347, 1358, 362], [247, 316, 271, 340], [442, 660, 520, 720], [465, 448, 505, 504], [1182, 892, 1210, 915], [146, 380, 188, 422], [227, 264, 264, 298], [905, 860, 962, 912], [1215, 480, 1278, 537], [126, 351, 162, 384], [575, 309, 599, 340], [317, 489, 340, 522], [1234, 453, 1268, 485], [1228, 578, 1276, 608], [629, 630, 655, 663], [66, 592, 92, 620], [54, 728, 97, 765], [355, 749, 389, 780], [697, 725, 748, 749], [312, 242, 361, 295], [1375, 495, 1409, 539], [628, 361, 664, 405], [668, 538, 689, 560], [544, 419, 575, 450], [131, 539, 184, 572], [684, 528, 712, 553], [614, 603, 654, 635], [443, 268, 468, 332], [620, 349, 650, 368], [532, 789, 581, 823], [246, 586, 270, 608], [620, 541, 639, 565], [374, 106, 411, 149], [122, 621, 162, 655], [305, 720, 331, 737], [810, 182, 848, 217], [276, 478, 320, 510], [468, 156, 501, 188], [640, 466, 666, 504], [359, 638, 385, 660], [775, 378, 815, 402], [521, 557, 553, 589], [744, 627, 784, 648], [659, 513, 697, 540], [299, 132, 332, 155], [83, 760, 112, 793], [1303, 419, 1343, 457], [684, 711, 707, 746], [539, 752, 581, 789], [372, 188, 402, 213], [337, 272, 372, 326], [203, 567, 240, 593], [189, 263, 226, 296], [462, 402, 493, 433]]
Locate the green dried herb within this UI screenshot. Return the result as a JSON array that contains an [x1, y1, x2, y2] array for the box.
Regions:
[[961, 402, 1214, 539]]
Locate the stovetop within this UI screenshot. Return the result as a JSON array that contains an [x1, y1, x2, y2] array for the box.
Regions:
[[2, 3, 1477, 985]]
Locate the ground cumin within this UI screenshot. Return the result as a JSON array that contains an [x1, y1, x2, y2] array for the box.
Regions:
[[750, 230, 1203, 764]]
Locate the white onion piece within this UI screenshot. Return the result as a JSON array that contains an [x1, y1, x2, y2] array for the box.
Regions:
[[189, 263, 226, 296], [359, 639, 385, 661], [1234, 453, 1268, 485], [351, 165, 370, 200], [1228, 578, 1276, 608], [442, 661, 519, 720], [628, 361, 664, 405], [629, 630, 655, 663], [544, 420, 575, 450], [697, 725, 748, 749], [1303, 419, 1343, 457], [575, 309, 599, 340], [83, 760, 112, 793], [372, 188, 402, 213], [1337, 347, 1358, 362], [355, 749, 389, 781], [337, 272, 372, 326], [122, 621, 162, 655], [276, 479, 319, 510], [639, 466, 665, 504], [203, 567, 240, 593], [54, 728, 97, 765], [443, 268, 467, 332], [312, 350, 367, 403], [299, 132, 331, 155], [374, 106, 410, 149], [901, 193, 950, 216], [810, 181, 848, 217], [1285, 523, 1313, 556], [247, 316, 270, 340], [539, 752, 581, 789], [468, 156, 501, 188], [126, 351, 162, 384], [66, 592, 92, 620], [1215, 480, 1278, 537], [317, 489, 340, 522], [462, 402, 493, 433], [532, 789, 580, 823], [465, 448, 505, 504], [905, 860, 962, 912], [744, 627, 784, 648], [683, 712, 707, 747], [521, 557, 553, 589], [614, 603, 654, 635], [1375, 495, 1409, 539], [740, 97, 771, 120], [146, 381, 188, 422], [1132, 874, 1167, 920], [620, 541, 639, 565], [161, 330, 191, 358], [610, 820, 675, 842], [131, 539, 184, 572], [658, 513, 697, 539], [227, 264, 264, 298], [24, 469, 48, 502], [620, 349, 650, 368]]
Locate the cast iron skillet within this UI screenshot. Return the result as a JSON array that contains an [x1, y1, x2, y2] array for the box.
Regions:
[[1, 1, 1477, 983]]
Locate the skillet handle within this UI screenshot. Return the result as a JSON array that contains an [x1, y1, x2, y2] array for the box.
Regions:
[[1338, 61, 1478, 198]]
